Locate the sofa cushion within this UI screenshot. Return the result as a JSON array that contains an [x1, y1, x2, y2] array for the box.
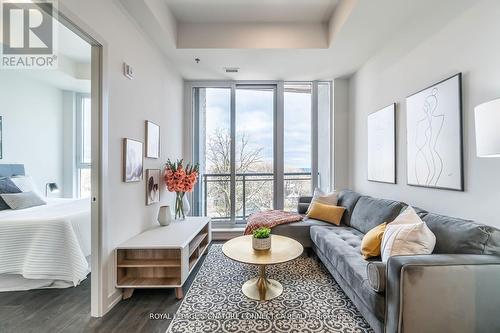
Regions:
[[422, 213, 500, 255], [310, 226, 385, 320], [381, 207, 436, 262], [350, 196, 406, 234], [337, 190, 362, 226], [307, 202, 345, 225], [361, 222, 387, 259], [272, 218, 331, 248]]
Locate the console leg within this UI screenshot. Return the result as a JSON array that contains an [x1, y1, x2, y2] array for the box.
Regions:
[[175, 287, 184, 299], [122, 288, 134, 300]]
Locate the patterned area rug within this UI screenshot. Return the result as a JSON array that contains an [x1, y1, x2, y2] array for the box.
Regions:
[[167, 244, 374, 333]]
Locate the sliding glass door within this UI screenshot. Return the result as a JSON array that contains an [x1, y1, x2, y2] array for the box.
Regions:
[[191, 81, 330, 226], [196, 88, 232, 222], [235, 86, 275, 220]]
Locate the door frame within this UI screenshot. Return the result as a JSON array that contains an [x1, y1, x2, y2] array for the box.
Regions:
[[56, 5, 111, 317], [185, 81, 287, 226]]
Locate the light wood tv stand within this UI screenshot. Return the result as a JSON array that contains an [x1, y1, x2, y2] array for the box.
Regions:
[[115, 217, 211, 299]]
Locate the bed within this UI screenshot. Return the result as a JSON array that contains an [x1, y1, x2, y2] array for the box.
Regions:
[[0, 164, 91, 291]]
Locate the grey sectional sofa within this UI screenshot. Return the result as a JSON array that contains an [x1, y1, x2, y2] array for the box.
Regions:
[[272, 190, 500, 333]]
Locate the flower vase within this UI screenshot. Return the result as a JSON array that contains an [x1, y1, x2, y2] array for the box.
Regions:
[[182, 194, 191, 217], [175, 192, 190, 220]]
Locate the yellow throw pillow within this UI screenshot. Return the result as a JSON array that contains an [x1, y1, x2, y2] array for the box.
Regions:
[[307, 202, 345, 226], [361, 222, 387, 259]]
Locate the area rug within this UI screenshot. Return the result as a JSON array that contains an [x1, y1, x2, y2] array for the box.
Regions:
[[167, 244, 374, 333]]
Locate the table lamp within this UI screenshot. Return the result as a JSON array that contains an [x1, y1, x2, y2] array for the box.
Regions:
[[45, 182, 59, 197]]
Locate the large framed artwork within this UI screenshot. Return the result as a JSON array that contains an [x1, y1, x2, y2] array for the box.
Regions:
[[406, 73, 463, 191], [146, 121, 160, 159], [123, 138, 143, 182], [146, 169, 160, 205], [367, 103, 396, 183]]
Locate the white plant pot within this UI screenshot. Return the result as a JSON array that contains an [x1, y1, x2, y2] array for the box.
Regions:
[[252, 236, 271, 251]]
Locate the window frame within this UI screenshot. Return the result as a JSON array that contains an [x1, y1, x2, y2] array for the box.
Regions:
[[185, 80, 332, 227], [76, 93, 91, 198]]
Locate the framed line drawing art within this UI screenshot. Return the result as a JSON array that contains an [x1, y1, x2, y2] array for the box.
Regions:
[[367, 103, 396, 183], [406, 73, 463, 191]]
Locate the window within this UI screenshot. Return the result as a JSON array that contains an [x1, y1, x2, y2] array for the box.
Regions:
[[235, 86, 275, 219], [191, 81, 331, 225], [284, 83, 312, 211], [76, 94, 91, 198]]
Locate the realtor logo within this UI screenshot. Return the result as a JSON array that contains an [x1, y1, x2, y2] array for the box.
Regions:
[[1, 0, 58, 69]]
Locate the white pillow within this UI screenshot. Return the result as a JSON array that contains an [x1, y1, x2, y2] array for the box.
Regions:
[[306, 188, 338, 214], [10, 176, 41, 195], [381, 206, 436, 262]]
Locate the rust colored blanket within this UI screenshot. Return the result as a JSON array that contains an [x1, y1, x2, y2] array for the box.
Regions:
[[244, 210, 303, 235]]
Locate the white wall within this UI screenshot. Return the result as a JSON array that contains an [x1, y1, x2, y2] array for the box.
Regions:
[[348, 0, 500, 227], [333, 79, 349, 190], [0, 72, 64, 194], [59, 0, 184, 315]]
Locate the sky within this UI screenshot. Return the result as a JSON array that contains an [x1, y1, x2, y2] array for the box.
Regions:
[[203, 87, 312, 172]]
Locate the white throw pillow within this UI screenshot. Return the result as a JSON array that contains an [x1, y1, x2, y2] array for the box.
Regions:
[[381, 206, 436, 262], [306, 188, 338, 214], [10, 176, 42, 196]]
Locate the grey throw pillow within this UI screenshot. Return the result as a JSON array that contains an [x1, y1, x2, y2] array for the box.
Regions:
[[0, 191, 46, 210], [0, 177, 22, 210]]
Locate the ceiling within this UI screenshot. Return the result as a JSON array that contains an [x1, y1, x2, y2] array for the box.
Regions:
[[0, 7, 91, 92], [120, 0, 476, 81], [59, 22, 91, 64], [164, 0, 338, 23]]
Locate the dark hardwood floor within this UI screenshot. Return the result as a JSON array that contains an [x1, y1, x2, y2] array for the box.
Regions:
[[0, 244, 212, 333]]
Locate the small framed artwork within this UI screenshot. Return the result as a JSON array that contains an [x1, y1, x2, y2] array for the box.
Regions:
[[406, 73, 463, 191], [367, 103, 396, 183], [146, 169, 160, 205], [146, 121, 160, 159], [123, 138, 143, 182]]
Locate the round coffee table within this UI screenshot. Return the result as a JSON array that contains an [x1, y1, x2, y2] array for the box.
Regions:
[[222, 234, 303, 301]]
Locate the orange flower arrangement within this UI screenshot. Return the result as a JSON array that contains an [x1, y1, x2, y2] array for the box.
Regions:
[[164, 159, 199, 219]]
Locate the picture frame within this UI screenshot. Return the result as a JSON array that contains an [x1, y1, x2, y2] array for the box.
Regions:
[[146, 169, 160, 205], [367, 103, 396, 184], [406, 73, 463, 191], [123, 138, 143, 182], [146, 121, 160, 159]]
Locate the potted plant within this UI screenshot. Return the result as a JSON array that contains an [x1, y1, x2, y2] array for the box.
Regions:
[[252, 227, 272, 251]]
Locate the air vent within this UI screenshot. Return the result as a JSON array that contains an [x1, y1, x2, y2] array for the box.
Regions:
[[224, 67, 239, 73]]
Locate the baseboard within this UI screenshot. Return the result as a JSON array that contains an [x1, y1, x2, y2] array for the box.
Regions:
[[212, 228, 244, 240], [104, 290, 122, 316]]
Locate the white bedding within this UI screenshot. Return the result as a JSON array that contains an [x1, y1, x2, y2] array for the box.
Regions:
[[0, 198, 91, 291]]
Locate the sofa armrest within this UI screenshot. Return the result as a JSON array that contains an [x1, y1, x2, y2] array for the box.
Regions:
[[386, 254, 500, 333], [297, 196, 313, 214]]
